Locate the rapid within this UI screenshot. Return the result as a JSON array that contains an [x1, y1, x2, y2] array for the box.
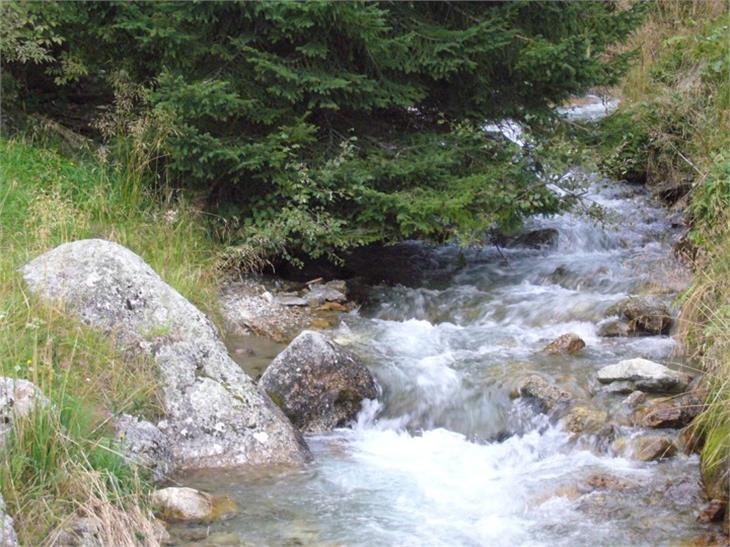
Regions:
[[177, 100, 709, 546]]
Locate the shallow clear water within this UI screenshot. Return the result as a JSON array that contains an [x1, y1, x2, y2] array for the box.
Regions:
[[173, 111, 710, 546]]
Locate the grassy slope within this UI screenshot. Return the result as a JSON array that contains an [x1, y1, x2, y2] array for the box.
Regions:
[[601, 0, 730, 501], [0, 136, 219, 544]]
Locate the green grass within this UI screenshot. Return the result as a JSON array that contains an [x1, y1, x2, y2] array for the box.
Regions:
[[0, 135, 220, 544]]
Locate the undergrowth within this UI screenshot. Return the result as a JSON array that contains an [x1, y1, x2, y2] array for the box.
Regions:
[[0, 132, 219, 543]]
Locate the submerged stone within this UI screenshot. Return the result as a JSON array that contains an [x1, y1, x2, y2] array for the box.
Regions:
[[606, 296, 673, 335], [514, 375, 573, 415], [151, 487, 237, 523], [543, 333, 586, 355], [613, 434, 677, 461]]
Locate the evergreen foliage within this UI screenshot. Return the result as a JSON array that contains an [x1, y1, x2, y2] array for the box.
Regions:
[[2, 0, 643, 264]]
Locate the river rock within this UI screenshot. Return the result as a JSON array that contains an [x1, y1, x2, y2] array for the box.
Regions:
[[560, 405, 607, 434], [613, 434, 677, 461], [698, 499, 726, 523], [259, 331, 377, 432], [151, 487, 237, 523], [596, 318, 632, 337], [623, 390, 647, 407], [115, 414, 172, 481], [585, 474, 638, 492], [497, 228, 559, 249], [275, 293, 308, 307], [0, 495, 17, 547], [543, 333, 585, 355], [601, 380, 636, 395], [634, 391, 703, 428], [596, 358, 690, 393], [220, 279, 310, 342], [606, 296, 673, 335], [304, 281, 347, 306], [514, 375, 573, 414], [21, 239, 309, 470], [0, 377, 48, 443]]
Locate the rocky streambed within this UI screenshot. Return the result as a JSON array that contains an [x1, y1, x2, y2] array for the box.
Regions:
[[161, 169, 724, 545], [9, 99, 724, 546]]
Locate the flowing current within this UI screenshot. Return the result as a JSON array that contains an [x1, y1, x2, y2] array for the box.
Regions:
[[177, 104, 708, 546]]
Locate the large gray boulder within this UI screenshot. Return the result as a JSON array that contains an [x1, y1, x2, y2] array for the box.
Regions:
[[21, 239, 309, 470], [114, 414, 172, 481], [0, 495, 17, 547], [0, 377, 48, 443], [259, 331, 378, 433], [597, 358, 690, 393]]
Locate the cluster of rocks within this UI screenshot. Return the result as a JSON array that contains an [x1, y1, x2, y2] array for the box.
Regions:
[[514, 353, 701, 463], [220, 278, 353, 342], [12, 239, 380, 536]]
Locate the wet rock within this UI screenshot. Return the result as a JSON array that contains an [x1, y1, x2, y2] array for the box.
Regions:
[[601, 381, 636, 395], [495, 228, 559, 249], [597, 358, 690, 393], [596, 318, 632, 337], [543, 333, 585, 355], [634, 392, 703, 428], [701, 448, 729, 510], [151, 487, 237, 523], [259, 331, 378, 432], [0, 495, 17, 547], [115, 414, 172, 481], [698, 499, 726, 524], [514, 375, 573, 414], [606, 296, 673, 335], [220, 279, 310, 342], [592, 423, 621, 452], [275, 294, 308, 307], [21, 240, 309, 470], [613, 434, 676, 461], [560, 405, 607, 434], [304, 282, 347, 306], [316, 301, 349, 313], [585, 473, 638, 492], [0, 377, 48, 444], [623, 390, 647, 407]]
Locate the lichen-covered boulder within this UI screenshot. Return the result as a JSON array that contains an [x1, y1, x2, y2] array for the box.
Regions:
[[115, 414, 172, 481], [0, 495, 17, 547], [0, 377, 48, 443], [21, 239, 309, 470], [259, 331, 378, 433]]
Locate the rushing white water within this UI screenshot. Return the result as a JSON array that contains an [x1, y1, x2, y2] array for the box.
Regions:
[[176, 107, 709, 546]]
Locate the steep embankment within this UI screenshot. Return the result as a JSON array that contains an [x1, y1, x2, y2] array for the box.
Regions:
[[595, 0, 730, 517]]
